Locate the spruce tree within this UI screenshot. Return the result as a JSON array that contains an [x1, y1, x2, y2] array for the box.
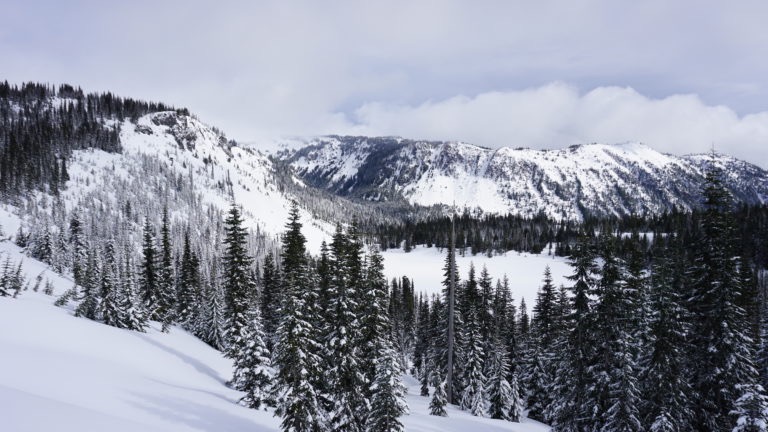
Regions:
[[75, 248, 100, 320], [272, 201, 326, 432], [589, 236, 642, 431], [158, 206, 175, 332], [326, 224, 365, 432], [177, 228, 200, 327], [221, 204, 255, 361], [486, 340, 513, 421], [260, 251, 280, 342], [429, 373, 448, 417], [550, 237, 598, 432], [100, 241, 122, 327], [120, 246, 147, 332], [640, 239, 691, 430], [366, 339, 407, 432], [459, 307, 487, 417], [364, 248, 407, 432], [687, 159, 761, 431], [233, 308, 275, 410], [139, 217, 159, 318]]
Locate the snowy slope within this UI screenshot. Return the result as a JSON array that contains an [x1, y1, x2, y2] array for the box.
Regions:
[[0, 239, 550, 432], [60, 112, 333, 250], [277, 137, 768, 220]]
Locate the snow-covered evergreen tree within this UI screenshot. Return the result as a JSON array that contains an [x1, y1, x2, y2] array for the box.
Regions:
[[549, 237, 598, 432], [100, 241, 122, 327], [687, 159, 762, 431], [158, 206, 176, 332], [177, 228, 200, 327], [139, 217, 159, 319], [272, 202, 326, 432], [429, 373, 448, 417], [364, 248, 407, 432], [640, 239, 691, 430], [222, 204, 255, 362], [731, 383, 768, 432], [233, 308, 275, 410], [459, 307, 486, 417], [486, 340, 513, 421]]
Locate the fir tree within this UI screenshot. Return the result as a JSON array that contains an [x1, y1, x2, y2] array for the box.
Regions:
[[272, 201, 326, 432], [429, 373, 448, 417], [687, 159, 760, 431], [75, 248, 100, 320], [139, 217, 159, 318], [364, 248, 408, 432], [260, 251, 280, 342], [158, 206, 175, 332], [459, 307, 487, 417], [366, 340, 407, 432], [222, 204, 255, 361], [731, 383, 768, 432], [550, 237, 598, 432], [233, 308, 275, 410], [100, 241, 121, 327], [640, 239, 691, 430], [177, 228, 200, 327], [120, 247, 147, 332], [486, 340, 514, 421], [326, 224, 365, 432]]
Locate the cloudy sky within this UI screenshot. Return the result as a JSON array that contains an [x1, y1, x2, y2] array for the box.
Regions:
[[4, 0, 768, 166]]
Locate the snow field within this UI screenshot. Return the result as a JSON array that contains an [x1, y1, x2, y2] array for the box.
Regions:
[[381, 244, 571, 305]]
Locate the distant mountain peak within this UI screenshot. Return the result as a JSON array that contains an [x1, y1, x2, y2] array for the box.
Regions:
[[274, 136, 768, 220]]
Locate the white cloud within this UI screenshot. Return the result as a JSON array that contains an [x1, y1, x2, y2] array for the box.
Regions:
[[3, 1, 768, 166], [345, 83, 768, 167]]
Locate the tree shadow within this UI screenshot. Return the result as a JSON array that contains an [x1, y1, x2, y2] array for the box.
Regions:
[[129, 332, 226, 384], [126, 391, 277, 432]]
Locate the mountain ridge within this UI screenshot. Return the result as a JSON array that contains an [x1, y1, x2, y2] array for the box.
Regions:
[[273, 136, 768, 220]]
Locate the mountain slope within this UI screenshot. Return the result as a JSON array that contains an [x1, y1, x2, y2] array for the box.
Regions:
[[276, 136, 768, 220], [0, 237, 549, 432]]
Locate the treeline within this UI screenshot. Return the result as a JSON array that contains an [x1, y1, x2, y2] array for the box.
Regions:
[[0, 81, 184, 200], [409, 162, 768, 430], [371, 211, 581, 255]]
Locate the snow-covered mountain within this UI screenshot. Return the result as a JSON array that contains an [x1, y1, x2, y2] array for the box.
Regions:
[[275, 136, 768, 220]]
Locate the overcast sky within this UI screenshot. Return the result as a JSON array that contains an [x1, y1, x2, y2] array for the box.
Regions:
[[3, 0, 768, 166]]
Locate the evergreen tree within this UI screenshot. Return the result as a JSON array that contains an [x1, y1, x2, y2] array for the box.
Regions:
[[100, 241, 122, 327], [364, 248, 408, 432], [222, 204, 255, 361], [75, 248, 100, 320], [366, 340, 407, 432], [69, 210, 86, 286], [260, 251, 280, 342], [429, 373, 448, 417], [272, 202, 326, 432], [177, 228, 200, 327], [640, 239, 692, 430], [550, 237, 598, 432], [589, 236, 642, 431], [459, 307, 486, 417], [326, 224, 365, 432], [158, 206, 176, 332], [119, 246, 147, 332], [486, 340, 514, 421], [139, 217, 159, 318], [731, 383, 768, 432], [233, 308, 275, 410], [687, 159, 761, 431]]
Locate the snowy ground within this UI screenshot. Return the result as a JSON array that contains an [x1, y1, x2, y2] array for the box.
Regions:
[[381, 245, 571, 305], [0, 240, 550, 431]]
